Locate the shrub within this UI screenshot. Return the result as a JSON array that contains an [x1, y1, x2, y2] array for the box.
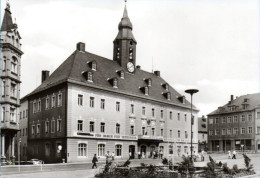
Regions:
[[177, 155, 194, 177], [205, 156, 217, 177], [162, 158, 168, 165], [243, 153, 254, 172], [232, 164, 240, 173]]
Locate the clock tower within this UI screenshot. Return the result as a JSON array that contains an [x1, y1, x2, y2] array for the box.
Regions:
[[113, 3, 137, 73]]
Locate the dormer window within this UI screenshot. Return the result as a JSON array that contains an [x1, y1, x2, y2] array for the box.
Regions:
[[108, 78, 118, 88], [178, 96, 186, 104], [145, 78, 152, 86], [117, 70, 124, 79], [162, 83, 169, 90], [82, 71, 93, 82], [88, 61, 97, 71], [163, 92, 171, 100], [244, 98, 249, 103], [145, 87, 149, 95], [113, 78, 118, 88]]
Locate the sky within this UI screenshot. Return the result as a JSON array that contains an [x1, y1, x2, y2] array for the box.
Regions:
[[1, 0, 259, 117]]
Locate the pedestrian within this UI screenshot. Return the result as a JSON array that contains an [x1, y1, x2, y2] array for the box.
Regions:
[[232, 150, 236, 159], [92, 154, 98, 169], [105, 151, 110, 164], [129, 151, 132, 159], [228, 151, 231, 159], [201, 150, 205, 161], [138, 151, 141, 159], [111, 152, 115, 161]]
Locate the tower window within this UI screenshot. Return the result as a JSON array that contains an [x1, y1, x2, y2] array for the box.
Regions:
[[117, 47, 120, 59], [11, 57, 17, 74], [130, 41, 133, 45], [129, 48, 133, 60]]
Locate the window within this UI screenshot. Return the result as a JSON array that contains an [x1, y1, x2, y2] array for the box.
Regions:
[[33, 102, 36, 113], [130, 125, 134, 135], [222, 117, 226, 123], [32, 125, 35, 135], [92, 62, 96, 71], [37, 124, 40, 134], [2, 107, 5, 121], [152, 128, 155, 136], [257, 127, 260, 134], [129, 47, 133, 59], [51, 95, 55, 108], [78, 120, 83, 132], [3, 58, 6, 70], [241, 115, 246, 122], [87, 72, 93, 81], [169, 111, 172, 120], [152, 108, 155, 117], [98, 144, 105, 157], [100, 122, 105, 133], [120, 71, 124, 79], [161, 110, 163, 119], [248, 115, 252, 122], [148, 79, 152, 86], [227, 128, 231, 135], [178, 130, 180, 138], [209, 130, 213, 136], [161, 129, 164, 136], [167, 92, 171, 100], [131, 104, 134, 114], [78, 143, 87, 156], [115, 145, 122, 156], [233, 128, 238, 135], [90, 122, 94, 132], [2, 81, 6, 96], [45, 121, 49, 133], [57, 119, 61, 132], [185, 131, 188, 138], [37, 100, 41, 112], [116, 102, 120, 112], [78, 94, 83, 106], [113, 79, 118, 88], [45, 143, 50, 157], [222, 129, 226, 135], [215, 129, 219, 135], [169, 145, 173, 154], [209, 118, 213, 124], [46, 97, 50, 109], [241, 128, 246, 134], [215, 118, 219, 124], [116, 123, 120, 134], [142, 107, 146, 115], [10, 108, 16, 122], [248, 127, 252, 134], [178, 113, 180, 121], [90, 97, 94, 108], [11, 57, 17, 73], [233, 116, 238, 122], [58, 93, 62, 106], [142, 127, 146, 135], [170, 130, 173, 138], [101, 99, 105, 110], [23, 111, 25, 119], [185, 114, 187, 122], [227, 117, 232, 123], [51, 120, 55, 133], [11, 83, 16, 97], [144, 87, 149, 95]]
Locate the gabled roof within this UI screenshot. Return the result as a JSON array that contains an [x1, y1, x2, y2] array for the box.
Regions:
[[28, 49, 197, 110], [207, 93, 260, 116]]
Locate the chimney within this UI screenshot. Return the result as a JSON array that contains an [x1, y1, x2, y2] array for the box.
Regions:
[[136, 65, 141, 69], [154, 70, 160, 77], [230, 95, 234, 101], [77, 42, 85, 52], [42, 70, 50, 83]]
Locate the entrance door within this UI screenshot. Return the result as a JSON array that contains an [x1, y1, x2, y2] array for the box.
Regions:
[[141, 145, 146, 158], [129, 145, 135, 159]]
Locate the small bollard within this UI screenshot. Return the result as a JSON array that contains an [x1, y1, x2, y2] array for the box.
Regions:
[[62, 158, 65, 163]]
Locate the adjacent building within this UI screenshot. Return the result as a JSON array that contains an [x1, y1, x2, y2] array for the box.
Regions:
[[198, 115, 207, 152], [1, 2, 23, 164], [22, 4, 198, 163], [207, 93, 260, 152]]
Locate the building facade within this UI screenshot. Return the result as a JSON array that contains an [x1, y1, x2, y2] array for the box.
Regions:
[[1, 2, 23, 164], [198, 115, 207, 152], [207, 94, 260, 153], [25, 4, 199, 163]]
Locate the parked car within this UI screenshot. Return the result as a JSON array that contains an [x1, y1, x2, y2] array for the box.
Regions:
[[28, 159, 43, 165]]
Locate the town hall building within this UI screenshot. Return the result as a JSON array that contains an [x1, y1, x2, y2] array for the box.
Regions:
[[23, 4, 199, 163]]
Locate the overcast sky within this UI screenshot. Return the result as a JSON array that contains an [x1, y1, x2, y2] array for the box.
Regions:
[[1, 0, 259, 117]]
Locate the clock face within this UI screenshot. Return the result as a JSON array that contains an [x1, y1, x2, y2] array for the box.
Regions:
[[127, 62, 135, 72]]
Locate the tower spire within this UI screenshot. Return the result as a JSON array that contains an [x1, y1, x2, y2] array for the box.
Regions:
[[1, 0, 15, 31]]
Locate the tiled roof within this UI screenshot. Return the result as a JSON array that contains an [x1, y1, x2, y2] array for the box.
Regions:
[[28, 49, 196, 110], [207, 93, 260, 115], [1, 6, 15, 31]]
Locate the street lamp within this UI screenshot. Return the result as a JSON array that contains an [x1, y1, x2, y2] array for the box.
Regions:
[[185, 89, 199, 160]]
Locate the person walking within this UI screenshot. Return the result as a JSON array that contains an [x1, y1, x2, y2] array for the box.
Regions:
[[92, 154, 98, 169], [228, 151, 231, 159], [232, 150, 237, 159], [111, 152, 115, 161], [201, 150, 205, 161]]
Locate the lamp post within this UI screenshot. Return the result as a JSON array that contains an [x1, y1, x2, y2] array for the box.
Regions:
[[185, 89, 199, 160]]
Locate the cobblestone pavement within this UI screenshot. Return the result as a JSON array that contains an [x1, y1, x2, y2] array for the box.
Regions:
[[2, 153, 260, 178]]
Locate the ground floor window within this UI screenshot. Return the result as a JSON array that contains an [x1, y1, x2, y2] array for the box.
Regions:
[[78, 143, 87, 156], [115, 144, 122, 156], [98, 144, 105, 156], [169, 145, 173, 154]]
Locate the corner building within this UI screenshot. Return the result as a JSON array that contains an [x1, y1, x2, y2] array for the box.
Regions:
[[1, 2, 23, 164], [207, 93, 260, 153], [26, 5, 199, 163]]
